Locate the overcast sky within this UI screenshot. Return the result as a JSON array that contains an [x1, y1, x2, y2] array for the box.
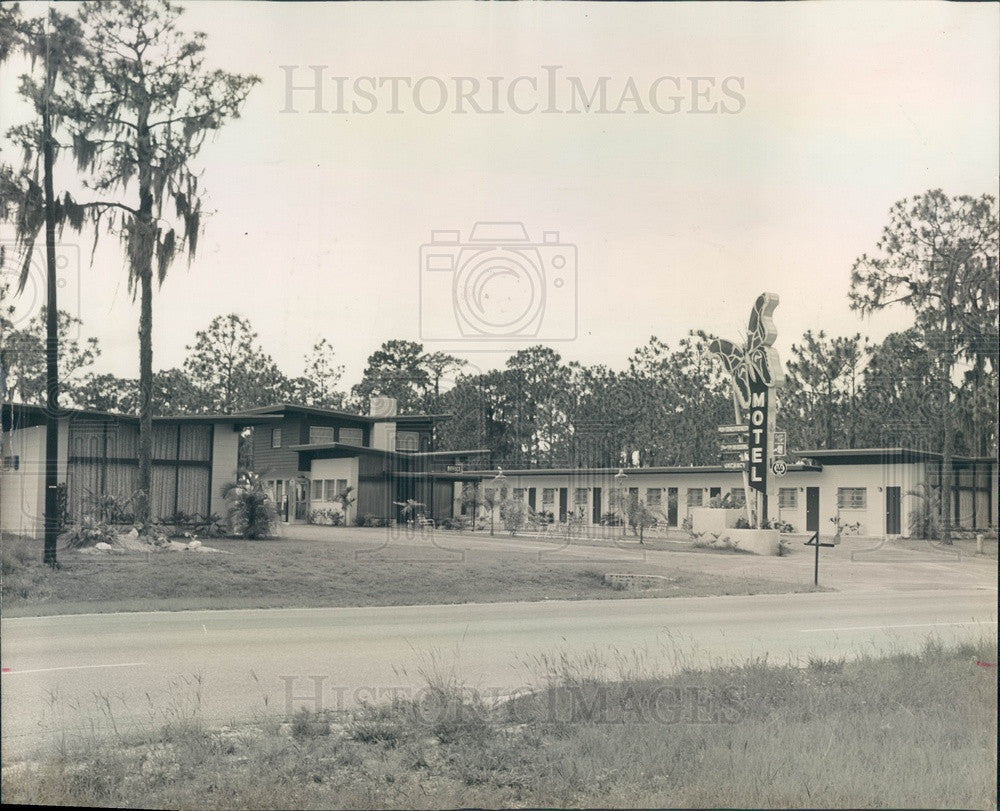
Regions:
[[2, 0, 997, 391]]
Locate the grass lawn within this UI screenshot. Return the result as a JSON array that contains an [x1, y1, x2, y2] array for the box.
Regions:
[[3, 637, 995, 809], [1, 532, 817, 617]]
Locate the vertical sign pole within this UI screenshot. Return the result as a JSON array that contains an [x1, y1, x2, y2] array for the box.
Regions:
[[730, 388, 754, 526]]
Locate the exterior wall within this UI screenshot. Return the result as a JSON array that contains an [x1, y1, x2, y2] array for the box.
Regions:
[[771, 463, 923, 537], [471, 470, 750, 528], [0, 425, 46, 538], [310, 457, 359, 521], [356, 454, 395, 519], [210, 423, 240, 519], [252, 416, 304, 479], [456, 458, 990, 538]]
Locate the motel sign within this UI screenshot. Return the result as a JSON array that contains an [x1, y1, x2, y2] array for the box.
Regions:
[[708, 292, 785, 523]]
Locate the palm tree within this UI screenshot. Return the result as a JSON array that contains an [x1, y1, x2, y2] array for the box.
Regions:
[[393, 499, 426, 524], [459, 482, 482, 531], [334, 486, 356, 525], [480, 488, 501, 536]]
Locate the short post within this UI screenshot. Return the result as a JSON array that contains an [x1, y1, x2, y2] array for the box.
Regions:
[[813, 531, 819, 586], [977, 533, 984, 555], [805, 531, 834, 587]]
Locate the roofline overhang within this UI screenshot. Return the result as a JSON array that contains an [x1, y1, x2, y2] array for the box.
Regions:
[[2, 402, 282, 429], [240, 403, 452, 423], [461, 464, 823, 477], [793, 447, 997, 465]]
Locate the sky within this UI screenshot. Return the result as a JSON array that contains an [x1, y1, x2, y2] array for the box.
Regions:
[[1, 0, 998, 392]]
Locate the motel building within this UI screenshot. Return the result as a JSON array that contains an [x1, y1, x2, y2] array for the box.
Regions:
[[2, 396, 996, 539], [246, 396, 995, 537], [456, 449, 997, 539], [243, 397, 488, 525], [1, 402, 279, 538]]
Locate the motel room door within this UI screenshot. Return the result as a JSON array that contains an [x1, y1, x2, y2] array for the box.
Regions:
[[806, 487, 820, 533], [885, 486, 901, 535], [592, 487, 602, 524]]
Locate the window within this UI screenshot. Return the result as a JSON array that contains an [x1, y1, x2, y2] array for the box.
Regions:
[[513, 488, 526, 502], [575, 487, 589, 505], [837, 488, 867, 510], [311, 479, 323, 501], [542, 488, 556, 506], [687, 488, 703, 507], [729, 488, 746, 507], [337, 479, 348, 497], [271, 428, 282, 448], [645, 488, 662, 507], [778, 488, 797, 509], [396, 431, 419, 452], [339, 427, 363, 446], [309, 426, 334, 444]]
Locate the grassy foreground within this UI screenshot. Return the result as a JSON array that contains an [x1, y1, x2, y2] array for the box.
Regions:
[[1, 533, 815, 616], [3, 638, 995, 809]]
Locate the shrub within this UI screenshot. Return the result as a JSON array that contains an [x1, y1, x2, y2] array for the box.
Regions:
[[357, 513, 386, 528], [192, 513, 227, 537], [308, 508, 343, 526], [829, 515, 861, 538], [223, 472, 278, 539], [500, 499, 529, 536], [734, 515, 751, 529], [61, 515, 117, 548], [85, 488, 142, 524]]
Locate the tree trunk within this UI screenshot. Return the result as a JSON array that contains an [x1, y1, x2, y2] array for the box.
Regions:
[[940, 317, 954, 544], [42, 79, 60, 568]]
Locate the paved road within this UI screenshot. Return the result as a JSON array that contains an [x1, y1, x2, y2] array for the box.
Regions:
[[2, 584, 995, 761]]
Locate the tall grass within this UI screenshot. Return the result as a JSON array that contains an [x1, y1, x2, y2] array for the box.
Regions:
[[3, 635, 995, 809]]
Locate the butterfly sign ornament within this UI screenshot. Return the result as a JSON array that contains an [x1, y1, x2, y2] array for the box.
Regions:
[[708, 293, 785, 522]]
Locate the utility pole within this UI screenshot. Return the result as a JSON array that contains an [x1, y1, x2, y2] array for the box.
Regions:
[[41, 35, 61, 569]]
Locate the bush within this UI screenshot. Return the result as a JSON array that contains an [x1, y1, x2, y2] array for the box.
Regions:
[[61, 515, 117, 548], [309, 508, 343, 527], [223, 473, 278, 539], [85, 488, 142, 524], [355, 513, 386, 528]]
